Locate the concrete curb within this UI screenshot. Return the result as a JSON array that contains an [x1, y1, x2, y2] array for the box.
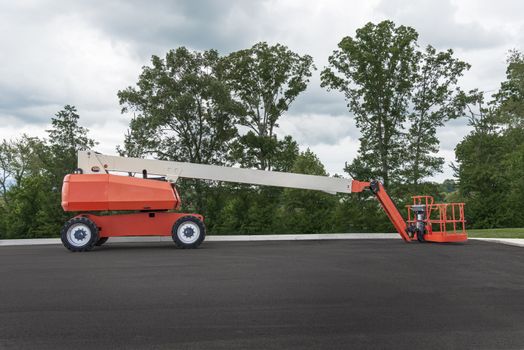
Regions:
[[470, 238, 524, 248], [0, 238, 62, 246], [0, 233, 398, 246], [1, 235, 522, 248]]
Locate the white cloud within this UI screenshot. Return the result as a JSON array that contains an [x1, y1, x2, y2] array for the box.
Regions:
[[435, 149, 459, 183], [0, 10, 139, 116], [0, 2, 142, 150], [302, 136, 361, 177], [277, 114, 359, 146], [375, 0, 509, 50], [436, 119, 472, 152]]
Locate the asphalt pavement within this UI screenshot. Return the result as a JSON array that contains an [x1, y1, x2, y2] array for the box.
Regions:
[[0, 239, 523, 349]]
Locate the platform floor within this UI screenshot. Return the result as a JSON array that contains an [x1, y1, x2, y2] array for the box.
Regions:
[[1, 240, 523, 349]]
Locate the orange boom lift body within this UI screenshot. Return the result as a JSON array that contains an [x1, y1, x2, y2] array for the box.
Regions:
[[59, 151, 467, 251], [62, 174, 202, 238]]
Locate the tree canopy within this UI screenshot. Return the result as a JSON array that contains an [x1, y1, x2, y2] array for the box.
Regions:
[[118, 47, 239, 165], [321, 20, 472, 187], [454, 50, 524, 228], [0, 106, 96, 238], [223, 42, 315, 170]]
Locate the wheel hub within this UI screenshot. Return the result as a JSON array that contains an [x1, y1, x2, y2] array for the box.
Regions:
[[183, 227, 195, 238], [74, 228, 87, 241], [66, 223, 92, 247]]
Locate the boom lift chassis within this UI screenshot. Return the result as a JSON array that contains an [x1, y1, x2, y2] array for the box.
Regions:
[[60, 151, 467, 251]]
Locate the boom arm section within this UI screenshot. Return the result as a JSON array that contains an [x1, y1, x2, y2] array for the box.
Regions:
[[78, 151, 353, 194]]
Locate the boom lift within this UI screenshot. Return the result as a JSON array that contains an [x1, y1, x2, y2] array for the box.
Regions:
[[60, 151, 467, 251]]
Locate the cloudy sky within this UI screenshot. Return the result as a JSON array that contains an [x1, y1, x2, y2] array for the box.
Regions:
[[1, 0, 523, 181]]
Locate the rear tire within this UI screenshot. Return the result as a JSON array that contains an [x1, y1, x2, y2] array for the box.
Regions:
[[172, 216, 205, 249], [61, 217, 99, 252]]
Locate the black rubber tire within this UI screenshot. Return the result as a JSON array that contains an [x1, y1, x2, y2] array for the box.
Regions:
[[60, 217, 99, 252], [172, 216, 206, 249], [95, 237, 109, 246]]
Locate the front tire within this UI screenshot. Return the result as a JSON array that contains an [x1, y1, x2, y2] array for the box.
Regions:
[[172, 216, 205, 249], [61, 217, 99, 252]]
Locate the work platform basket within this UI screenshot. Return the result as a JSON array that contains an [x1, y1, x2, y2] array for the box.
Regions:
[[406, 196, 467, 242]]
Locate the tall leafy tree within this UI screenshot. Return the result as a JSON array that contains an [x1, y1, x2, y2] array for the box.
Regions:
[[405, 46, 471, 185], [496, 50, 524, 225], [455, 50, 524, 228], [46, 105, 96, 180], [321, 21, 472, 186], [118, 47, 239, 165], [222, 42, 315, 170], [454, 107, 509, 227], [321, 21, 418, 186], [493, 50, 524, 128]]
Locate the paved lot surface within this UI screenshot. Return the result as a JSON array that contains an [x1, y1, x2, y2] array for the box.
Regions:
[[0, 240, 523, 350]]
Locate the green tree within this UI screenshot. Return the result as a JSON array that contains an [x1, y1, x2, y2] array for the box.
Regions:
[[321, 21, 418, 186], [493, 50, 524, 226], [321, 21, 471, 186], [500, 128, 524, 226], [494, 50, 524, 128], [279, 149, 337, 233], [46, 105, 96, 180], [2, 174, 56, 238], [440, 179, 457, 193], [0, 105, 96, 238], [0, 136, 46, 238], [204, 137, 300, 235], [455, 50, 524, 228], [223, 42, 315, 170], [405, 46, 471, 185], [454, 120, 509, 227], [118, 47, 239, 164], [0, 136, 44, 205]]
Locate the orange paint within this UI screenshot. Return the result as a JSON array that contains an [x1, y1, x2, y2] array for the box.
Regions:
[[62, 174, 179, 212], [407, 196, 467, 243], [350, 180, 467, 243]]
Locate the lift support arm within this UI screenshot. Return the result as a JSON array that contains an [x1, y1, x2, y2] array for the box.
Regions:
[[351, 180, 410, 242]]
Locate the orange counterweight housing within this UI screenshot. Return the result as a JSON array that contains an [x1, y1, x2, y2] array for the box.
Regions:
[[61, 174, 181, 212]]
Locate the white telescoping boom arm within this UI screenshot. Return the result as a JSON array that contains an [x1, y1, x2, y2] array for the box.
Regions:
[[78, 151, 353, 194]]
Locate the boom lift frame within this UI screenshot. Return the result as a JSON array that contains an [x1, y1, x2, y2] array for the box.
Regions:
[[60, 151, 467, 251]]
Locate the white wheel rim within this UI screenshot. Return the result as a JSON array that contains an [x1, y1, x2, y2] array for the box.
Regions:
[[177, 222, 200, 244], [66, 223, 92, 247]]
